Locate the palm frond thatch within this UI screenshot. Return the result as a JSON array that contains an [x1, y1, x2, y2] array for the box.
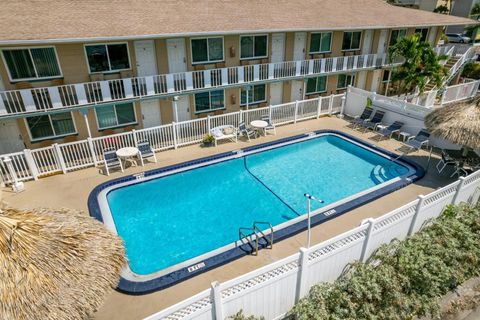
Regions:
[[424, 98, 480, 150], [0, 207, 125, 320]]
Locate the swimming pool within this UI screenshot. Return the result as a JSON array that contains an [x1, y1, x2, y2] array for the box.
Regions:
[[90, 131, 422, 293]]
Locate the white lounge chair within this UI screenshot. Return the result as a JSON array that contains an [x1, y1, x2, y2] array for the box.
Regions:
[[103, 148, 124, 176], [210, 125, 238, 146], [261, 115, 276, 135]]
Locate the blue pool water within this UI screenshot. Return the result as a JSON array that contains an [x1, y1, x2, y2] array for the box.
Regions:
[[107, 135, 409, 275]]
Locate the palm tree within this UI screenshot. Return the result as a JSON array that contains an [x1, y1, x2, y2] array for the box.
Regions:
[[471, 3, 480, 16], [388, 34, 447, 94]]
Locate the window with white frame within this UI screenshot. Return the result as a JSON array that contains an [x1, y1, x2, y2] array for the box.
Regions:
[[95, 103, 136, 129], [240, 35, 268, 59], [194, 90, 225, 113], [415, 28, 429, 42], [309, 32, 332, 54], [240, 84, 266, 105], [342, 31, 362, 51], [85, 43, 130, 73], [191, 38, 224, 64], [26, 112, 76, 141], [389, 29, 407, 46], [2, 47, 62, 81], [337, 74, 355, 89], [306, 76, 328, 94]]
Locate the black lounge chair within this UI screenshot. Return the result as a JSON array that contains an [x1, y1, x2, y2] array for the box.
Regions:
[[398, 129, 430, 152], [137, 141, 157, 166], [351, 106, 373, 128], [378, 121, 404, 139], [103, 148, 124, 176], [361, 110, 385, 131], [239, 121, 257, 141]]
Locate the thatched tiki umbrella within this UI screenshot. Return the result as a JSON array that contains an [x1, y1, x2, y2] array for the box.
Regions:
[[0, 207, 125, 320], [425, 97, 480, 154]]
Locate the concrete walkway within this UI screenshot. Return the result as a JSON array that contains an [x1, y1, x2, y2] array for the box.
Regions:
[[3, 116, 455, 320]]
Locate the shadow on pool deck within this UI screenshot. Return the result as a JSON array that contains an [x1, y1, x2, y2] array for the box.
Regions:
[[2, 116, 457, 320]]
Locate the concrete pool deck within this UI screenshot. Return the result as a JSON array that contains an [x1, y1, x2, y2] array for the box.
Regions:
[[3, 116, 455, 320]]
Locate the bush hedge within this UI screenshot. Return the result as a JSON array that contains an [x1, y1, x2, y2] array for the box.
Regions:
[[288, 204, 480, 320]]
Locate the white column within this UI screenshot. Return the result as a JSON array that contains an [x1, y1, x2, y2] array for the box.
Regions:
[[173, 96, 179, 122], [80, 109, 92, 138], [360, 218, 375, 262]]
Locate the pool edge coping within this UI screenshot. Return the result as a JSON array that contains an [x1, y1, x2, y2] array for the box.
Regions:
[[87, 129, 425, 295]]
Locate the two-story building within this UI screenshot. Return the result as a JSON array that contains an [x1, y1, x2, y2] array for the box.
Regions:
[[0, 0, 474, 154]]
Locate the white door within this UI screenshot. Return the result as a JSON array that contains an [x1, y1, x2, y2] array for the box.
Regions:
[[270, 83, 283, 105], [134, 40, 162, 128], [293, 32, 307, 61], [0, 120, 24, 154], [271, 33, 285, 63], [361, 30, 374, 55], [291, 80, 304, 101], [175, 97, 190, 122], [166, 38, 187, 73], [377, 30, 388, 55]]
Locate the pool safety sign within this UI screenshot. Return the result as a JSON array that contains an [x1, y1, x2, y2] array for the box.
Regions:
[[188, 262, 206, 273]]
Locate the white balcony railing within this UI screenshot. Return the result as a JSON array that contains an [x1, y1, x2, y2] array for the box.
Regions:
[[0, 53, 398, 117]]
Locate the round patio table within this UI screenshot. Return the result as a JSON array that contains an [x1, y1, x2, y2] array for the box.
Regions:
[[250, 120, 268, 136], [116, 147, 139, 167]]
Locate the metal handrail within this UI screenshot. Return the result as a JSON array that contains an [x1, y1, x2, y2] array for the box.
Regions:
[[253, 221, 274, 249], [238, 227, 259, 255]]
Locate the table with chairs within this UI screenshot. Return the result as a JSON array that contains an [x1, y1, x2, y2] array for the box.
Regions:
[[102, 141, 156, 175]]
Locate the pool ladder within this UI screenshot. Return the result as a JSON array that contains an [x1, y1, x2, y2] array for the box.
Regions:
[[238, 221, 274, 256]]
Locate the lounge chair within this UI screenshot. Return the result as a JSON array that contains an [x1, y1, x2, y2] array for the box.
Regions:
[[360, 110, 385, 131], [137, 141, 157, 166], [398, 129, 430, 152], [436, 150, 458, 174], [239, 121, 257, 141], [103, 148, 123, 176], [351, 106, 373, 128], [378, 121, 404, 139], [210, 125, 238, 146], [261, 115, 276, 135]]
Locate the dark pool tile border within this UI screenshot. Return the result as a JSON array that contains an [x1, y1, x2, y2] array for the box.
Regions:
[[88, 130, 424, 294]]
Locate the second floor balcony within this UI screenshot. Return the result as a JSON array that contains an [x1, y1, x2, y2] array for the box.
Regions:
[[0, 52, 402, 118]]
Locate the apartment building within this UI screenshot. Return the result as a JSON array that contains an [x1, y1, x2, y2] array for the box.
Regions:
[[0, 0, 473, 154]]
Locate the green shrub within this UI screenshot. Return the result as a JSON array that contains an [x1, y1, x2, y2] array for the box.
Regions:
[[462, 62, 480, 80], [228, 310, 264, 320], [289, 204, 480, 320]]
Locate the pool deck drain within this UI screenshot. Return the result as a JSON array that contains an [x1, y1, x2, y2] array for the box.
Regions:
[[3, 116, 455, 320]]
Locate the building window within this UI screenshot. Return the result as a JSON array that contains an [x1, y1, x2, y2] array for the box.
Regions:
[[306, 76, 328, 94], [85, 43, 130, 73], [342, 32, 362, 51], [309, 32, 332, 54], [95, 103, 136, 129], [194, 90, 225, 113], [337, 74, 355, 89], [415, 28, 429, 42], [240, 35, 268, 59], [26, 112, 76, 141], [389, 29, 407, 46], [382, 70, 390, 82], [191, 38, 224, 64], [240, 84, 266, 105], [2, 47, 62, 81]]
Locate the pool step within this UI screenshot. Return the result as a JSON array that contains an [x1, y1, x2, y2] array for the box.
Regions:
[[371, 165, 404, 184], [238, 221, 274, 255]]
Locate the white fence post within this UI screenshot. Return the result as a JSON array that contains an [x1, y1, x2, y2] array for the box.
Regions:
[[172, 122, 178, 149], [340, 95, 346, 118], [328, 94, 334, 115], [452, 177, 467, 205], [207, 115, 211, 132], [360, 218, 375, 262], [239, 109, 243, 123], [294, 100, 299, 123], [132, 129, 139, 146], [87, 137, 98, 166], [53, 143, 67, 174], [268, 104, 273, 121], [408, 195, 426, 236], [296, 247, 309, 302], [316, 97, 322, 118], [23, 149, 39, 180], [211, 281, 224, 320]]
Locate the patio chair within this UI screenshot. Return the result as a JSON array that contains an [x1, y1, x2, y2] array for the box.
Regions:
[[351, 106, 374, 128], [239, 121, 257, 141], [398, 129, 430, 152], [360, 110, 385, 131], [103, 148, 124, 176], [261, 115, 276, 135], [378, 121, 404, 139], [436, 150, 458, 174], [137, 141, 157, 166]]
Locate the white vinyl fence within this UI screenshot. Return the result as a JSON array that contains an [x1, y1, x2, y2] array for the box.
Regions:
[[0, 94, 344, 184], [146, 170, 480, 320]]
